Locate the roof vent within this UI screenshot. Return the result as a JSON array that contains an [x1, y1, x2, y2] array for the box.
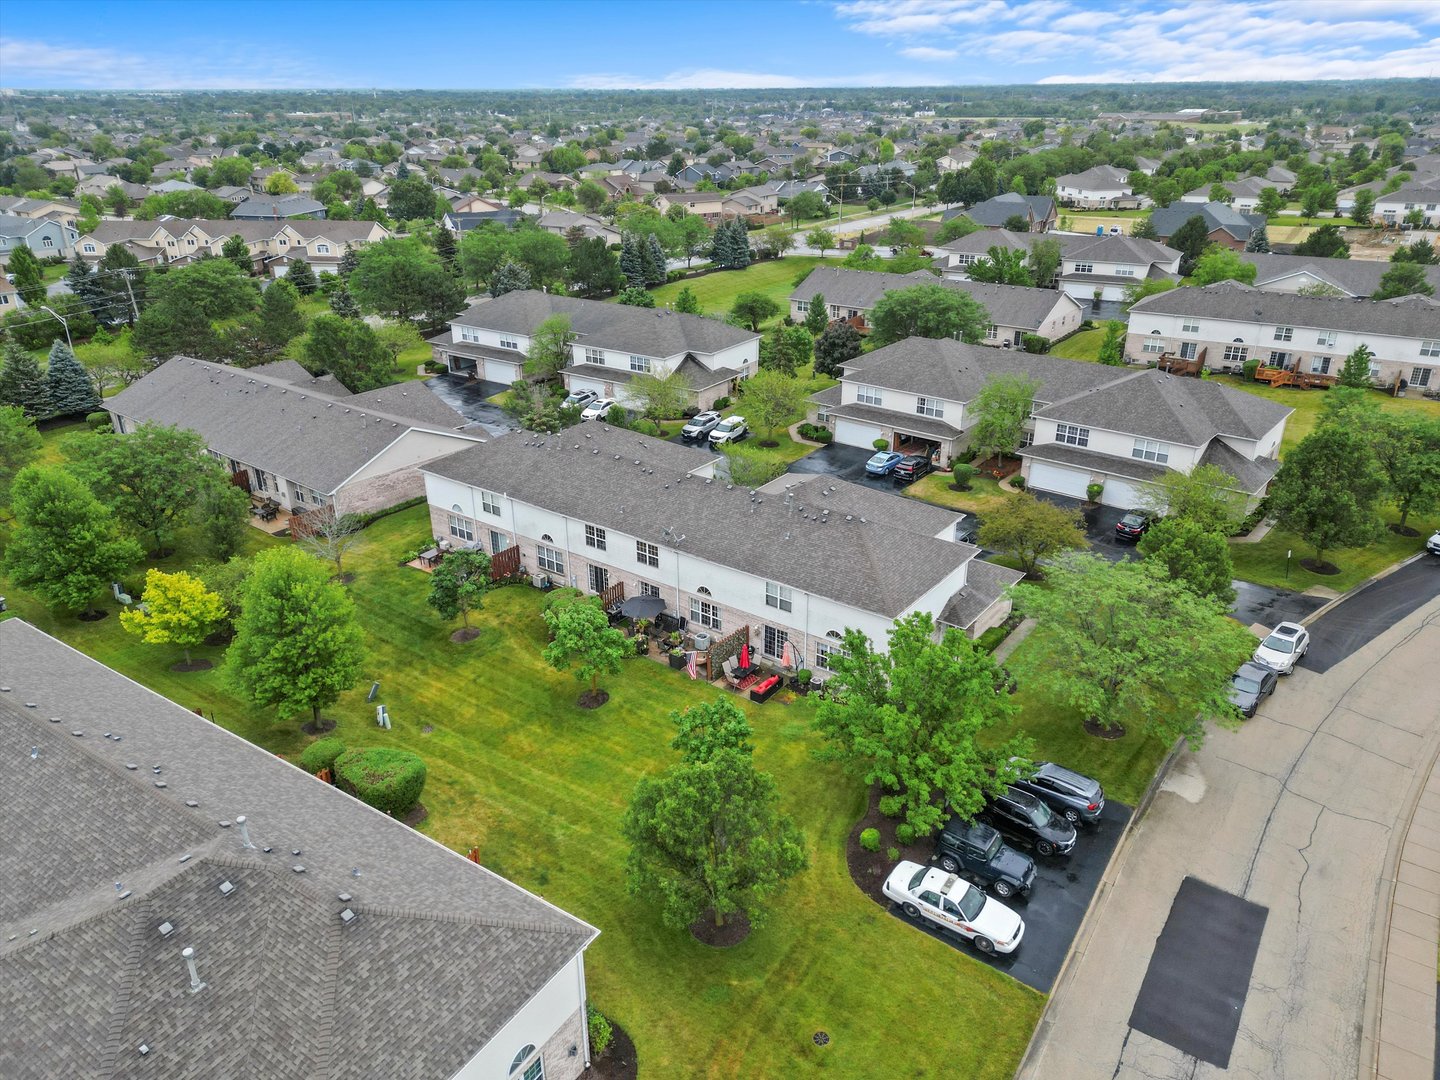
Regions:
[[138, 1045, 151, 1057], [158, 921, 174, 937], [339, 908, 357, 925], [218, 880, 235, 897], [182, 947, 206, 994]]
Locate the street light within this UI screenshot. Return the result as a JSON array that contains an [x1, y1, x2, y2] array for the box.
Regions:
[[39, 304, 72, 350]]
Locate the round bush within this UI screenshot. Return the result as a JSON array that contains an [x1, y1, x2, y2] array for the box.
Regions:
[[299, 736, 346, 776], [587, 1005, 614, 1057], [894, 823, 917, 845], [1011, 475, 1026, 491], [873, 438, 889, 451], [334, 747, 427, 816], [859, 827, 881, 852], [86, 411, 112, 431]]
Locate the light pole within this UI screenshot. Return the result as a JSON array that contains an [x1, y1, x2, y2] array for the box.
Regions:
[[39, 304, 72, 350]]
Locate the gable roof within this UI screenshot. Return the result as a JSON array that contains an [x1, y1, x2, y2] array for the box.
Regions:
[[1129, 281, 1440, 337], [962, 192, 1056, 227], [1149, 201, 1264, 242], [1055, 165, 1133, 190], [935, 228, 1179, 268], [790, 266, 1076, 331], [1238, 251, 1440, 297], [0, 619, 596, 1080]]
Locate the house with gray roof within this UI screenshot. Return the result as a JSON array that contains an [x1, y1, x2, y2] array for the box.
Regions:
[[942, 192, 1057, 233], [0, 212, 79, 265], [1238, 251, 1440, 298], [1180, 176, 1273, 213], [230, 193, 328, 220], [105, 358, 481, 518], [1055, 165, 1140, 209], [1374, 180, 1440, 227], [0, 618, 598, 1080], [422, 422, 1022, 650], [1148, 201, 1265, 250], [434, 291, 759, 411], [935, 229, 1182, 305]]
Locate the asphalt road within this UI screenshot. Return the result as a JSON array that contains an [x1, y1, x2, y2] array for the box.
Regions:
[[421, 375, 520, 437], [1302, 554, 1440, 673]]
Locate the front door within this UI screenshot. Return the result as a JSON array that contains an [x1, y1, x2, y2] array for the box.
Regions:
[[589, 565, 609, 594]]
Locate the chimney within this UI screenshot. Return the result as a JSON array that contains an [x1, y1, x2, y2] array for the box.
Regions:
[[182, 947, 207, 993]]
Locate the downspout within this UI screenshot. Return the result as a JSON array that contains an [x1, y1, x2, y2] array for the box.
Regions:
[[577, 950, 592, 1067]]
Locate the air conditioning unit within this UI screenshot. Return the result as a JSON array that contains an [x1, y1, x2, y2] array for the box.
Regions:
[[692, 632, 712, 652], [531, 574, 550, 589]]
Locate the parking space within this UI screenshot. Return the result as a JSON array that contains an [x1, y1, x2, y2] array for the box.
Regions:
[[1301, 554, 1440, 672], [782, 442, 919, 492], [887, 800, 1132, 992], [423, 375, 521, 437], [1031, 491, 1138, 563]]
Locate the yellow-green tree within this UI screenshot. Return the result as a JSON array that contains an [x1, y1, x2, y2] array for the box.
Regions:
[[120, 569, 228, 666]]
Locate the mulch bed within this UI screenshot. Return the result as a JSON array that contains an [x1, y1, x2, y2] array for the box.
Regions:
[[333, 572, 357, 585], [1300, 558, 1341, 575], [301, 716, 337, 735], [578, 689, 611, 709], [974, 455, 1020, 479], [450, 627, 481, 643], [1083, 718, 1127, 740], [399, 802, 429, 828], [689, 910, 751, 947], [169, 659, 214, 672], [846, 785, 938, 906], [588, 1019, 639, 1080], [78, 610, 109, 622], [1388, 524, 1421, 537]]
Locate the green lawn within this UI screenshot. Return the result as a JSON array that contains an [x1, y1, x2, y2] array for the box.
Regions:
[[0, 491, 1043, 1078], [907, 472, 1013, 517], [1048, 328, 1106, 362], [749, 428, 822, 463], [642, 256, 843, 327], [1206, 375, 1440, 456]]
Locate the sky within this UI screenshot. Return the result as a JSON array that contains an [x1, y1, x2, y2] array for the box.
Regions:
[[2, 0, 1438, 90]]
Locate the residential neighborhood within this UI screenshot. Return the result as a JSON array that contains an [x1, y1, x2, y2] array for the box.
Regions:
[[2, 11, 1440, 1080]]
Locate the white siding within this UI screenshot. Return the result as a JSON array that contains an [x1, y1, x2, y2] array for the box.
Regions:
[[451, 955, 586, 1079]]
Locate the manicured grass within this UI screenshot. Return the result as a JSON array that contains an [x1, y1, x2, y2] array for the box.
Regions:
[[748, 429, 821, 464], [1228, 504, 1440, 594], [1048, 328, 1106, 362], [0, 491, 1043, 1078], [1207, 375, 1440, 456], [906, 472, 1013, 517], [642, 256, 843, 327]]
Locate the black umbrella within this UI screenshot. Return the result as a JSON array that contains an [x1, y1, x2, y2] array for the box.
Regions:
[[618, 595, 666, 620]]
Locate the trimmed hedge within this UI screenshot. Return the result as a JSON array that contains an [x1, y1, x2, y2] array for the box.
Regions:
[[299, 737, 346, 776], [334, 747, 427, 817]]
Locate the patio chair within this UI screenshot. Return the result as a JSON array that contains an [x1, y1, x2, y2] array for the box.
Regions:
[[721, 656, 742, 689]]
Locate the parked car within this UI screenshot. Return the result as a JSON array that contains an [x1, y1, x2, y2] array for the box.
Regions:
[[1114, 510, 1153, 541], [580, 397, 616, 421], [1252, 621, 1310, 675], [891, 455, 933, 484], [708, 415, 748, 446], [954, 515, 980, 545], [865, 450, 904, 476], [1229, 661, 1279, 718], [1010, 760, 1105, 826], [681, 410, 722, 442], [975, 786, 1077, 856], [933, 819, 1036, 899], [882, 861, 1025, 955], [1427, 529, 1440, 556], [562, 389, 598, 410]]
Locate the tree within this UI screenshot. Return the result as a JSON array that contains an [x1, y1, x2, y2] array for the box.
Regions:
[[803, 291, 829, 336], [1392, 240, 1439, 265], [222, 234, 253, 273], [722, 444, 786, 487], [814, 612, 1027, 838], [739, 368, 806, 443], [883, 218, 925, 248], [711, 219, 751, 270], [673, 285, 701, 314], [387, 175, 440, 222], [3, 466, 143, 617], [869, 284, 989, 347], [1338, 343, 1375, 388], [351, 237, 464, 324], [624, 748, 807, 930], [1168, 215, 1212, 276], [576, 179, 607, 213], [805, 226, 835, 255], [1374, 262, 1435, 300], [328, 283, 362, 318], [730, 291, 780, 332], [1001, 213, 1031, 233], [542, 596, 630, 706], [1136, 463, 1243, 533], [264, 171, 299, 195], [670, 698, 754, 764], [1137, 518, 1236, 606], [616, 286, 656, 307], [0, 341, 51, 417], [297, 505, 364, 577], [191, 475, 251, 560], [1191, 246, 1258, 286], [488, 259, 532, 298], [7, 245, 45, 307], [566, 237, 624, 297], [523, 314, 574, 381], [968, 373, 1039, 463], [1026, 238, 1062, 287], [0, 404, 43, 508], [1351, 189, 1376, 226], [619, 233, 644, 286], [813, 320, 862, 377], [1011, 552, 1254, 742], [65, 251, 107, 314], [1297, 280, 1346, 298], [1129, 214, 1158, 241], [301, 314, 393, 393], [976, 493, 1087, 578], [1096, 319, 1126, 365], [120, 569, 227, 665], [760, 224, 795, 259], [786, 190, 827, 223], [256, 276, 304, 349], [1294, 224, 1350, 259], [627, 370, 689, 422], [426, 548, 492, 633], [223, 546, 366, 730], [45, 340, 101, 417], [285, 259, 318, 297], [937, 215, 981, 243], [966, 246, 1033, 286], [1256, 187, 1286, 218], [1365, 414, 1440, 530], [1244, 223, 1272, 254], [759, 324, 812, 376], [644, 233, 668, 285], [676, 216, 712, 268], [1122, 277, 1177, 309], [1268, 425, 1385, 569]]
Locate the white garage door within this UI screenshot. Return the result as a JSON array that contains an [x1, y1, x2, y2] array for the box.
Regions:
[[835, 418, 884, 448], [567, 375, 607, 397], [484, 357, 522, 384], [1101, 476, 1147, 509], [1028, 462, 1091, 499]]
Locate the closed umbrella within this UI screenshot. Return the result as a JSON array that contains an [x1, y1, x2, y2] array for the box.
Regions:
[[781, 640, 796, 670], [618, 595, 666, 620], [740, 643, 750, 669]]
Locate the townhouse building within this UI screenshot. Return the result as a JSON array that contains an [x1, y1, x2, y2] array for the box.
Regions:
[[1238, 251, 1440, 298], [1180, 176, 1272, 212], [1374, 180, 1440, 227], [1054, 165, 1140, 209], [77, 218, 389, 275], [934, 229, 1182, 305], [0, 213, 79, 265]]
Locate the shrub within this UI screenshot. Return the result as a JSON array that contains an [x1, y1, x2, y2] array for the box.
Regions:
[[797, 422, 833, 443], [713, 395, 732, 410], [952, 463, 976, 490], [587, 1005, 614, 1057], [975, 624, 1010, 653], [859, 827, 881, 852], [86, 411, 112, 431], [873, 438, 889, 451], [894, 823, 917, 845], [299, 737, 346, 776], [1021, 333, 1051, 354], [543, 586, 584, 613], [886, 846, 901, 862], [1086, 482, 1104, 503], [423, 360, 446, 374], [795, 668, 812, 685], [334, 747, 428, 816], [1011, 475, 1026, 491], [1243, 358, 1262, 381], [631, 418, 660, 437]]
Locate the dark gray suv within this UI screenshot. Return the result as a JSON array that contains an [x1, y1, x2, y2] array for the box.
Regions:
[[933, 820, 1036, 899], [1010, 760, 1105, 826]]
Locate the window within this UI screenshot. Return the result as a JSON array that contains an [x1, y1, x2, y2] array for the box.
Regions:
[[1178, 341, 1198, 360], [1420, 340, 1440, 358], [1413, 367, 1433, 388], [639, 581, 660, 598], [457, 325, 480, 343], [82, 243, 96, 253], [448, 513, 473, 542], [816, 406, 830, 423], [254, 469, 269, 492], [316, 243, 330, 254], [1132, 438, 1169, 464], [765, 581, 793, 612], [1316, 331, 1337, 347], [636, 540, 659, 567], [187, 238, 196, 246], [490, 531, 510, 553], [509, 1045, 543, 1080], [584, 347, 605, 365], [814, 641, 848, 671], [1223, 344, 1248, 364], [278, 238, 287, 247], [916, 396, 944, 419], [1181, 319, 1200, 334], [1055, 423, 1089, 448], [629, 354, 651, 373], [1115, 266, 1135, 276], [584, 524, 606, 550], [537, 546, 564, 575], [795, 300, 809, 313], [1269, 351, 1290, 365], [1273, 326, 1293, 342], [499, 336, 519, 350], [1073, 262, 1094, 274], [480, 489, 500, 515], [856, 385, 882, 406], [41, 236, 55, 248], [690, 597, 722, 630], [1310, 356, 1331, 375], [763, 625, 789, 658], [829, 304, 841, 318], [985, 323, 999, 340], [1141, 340, 1165, 354]]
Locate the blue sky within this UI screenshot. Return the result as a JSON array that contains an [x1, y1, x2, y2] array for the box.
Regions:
[[2, 0, 1438, 89]]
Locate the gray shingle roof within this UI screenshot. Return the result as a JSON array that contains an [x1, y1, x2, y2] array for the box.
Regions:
[[960, 192, 1056, 227], [935, 228, 1179, 269], [790, 266, 1075, 331], [1022, 440, 1172, 483], [1239, 251, 1440, 297], [453, 291, 758, 359], [1129, 281, 1440, 338], [1055, 165, 1133, 190], [0, 619, 596, 1080], [106, 358, 476, 494], [939, 560, 1025, 630], [424, 422, 979, 618], [1149, 201, 1264, 242]]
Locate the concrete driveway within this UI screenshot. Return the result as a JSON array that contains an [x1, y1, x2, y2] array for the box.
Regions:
[[423, 375, 520, 437], [1017, 591, 1440, 1080], [782, 442, 912, 493]]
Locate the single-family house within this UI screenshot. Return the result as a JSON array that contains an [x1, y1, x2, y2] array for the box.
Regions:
[[936, 149, 977, 173], [0, 194, 82, 228], [537, 210, 622, 246], [1054, 165, 1139, 209], [943, 192, 1057, 232], [1238, 251, 1440, 298], [0, 617, 599, 1080], [230, 194, 328, 220], [0, 213, 80, 265], [1179, 176, 1271, 213], [444, 209, 530, 235], [1374, 181, 1440, 227], [1148, 201, 1265, 250], [934, 229, 1182, 304]]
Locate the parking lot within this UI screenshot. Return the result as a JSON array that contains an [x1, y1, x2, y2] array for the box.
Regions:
[[888, 800, 1132, 992], [781, 442, 932, 493]]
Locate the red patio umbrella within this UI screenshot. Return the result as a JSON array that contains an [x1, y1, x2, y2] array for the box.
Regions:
[[781, 640, 796, 670], [740, 643, 750, 669]]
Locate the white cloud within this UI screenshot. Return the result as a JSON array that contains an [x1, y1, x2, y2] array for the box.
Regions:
[[0, 37, 354, 89], [835, 0, 1012, 36], [899, 46, 960, 60]]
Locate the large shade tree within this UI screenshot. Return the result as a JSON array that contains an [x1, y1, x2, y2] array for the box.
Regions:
[[868, 284, 989, 347]]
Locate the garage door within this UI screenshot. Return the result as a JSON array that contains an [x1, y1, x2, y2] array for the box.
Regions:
[[484, 357, 522, 384], [567, 375, 607, 397], [1102, 476, 1147, 509], [1028, 462, 1091, 499], [835, 418, 884, 448]]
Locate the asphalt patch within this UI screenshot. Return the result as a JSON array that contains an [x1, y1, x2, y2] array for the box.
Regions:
[[1302, 557, 1440, 673], [1128, 876, 1268, 1068], [887, 799, 1131, 992]]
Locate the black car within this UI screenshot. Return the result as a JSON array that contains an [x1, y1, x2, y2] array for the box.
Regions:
[[891, 455, 933, 484], [954, 515, 980, 546], [1114, 510, 1152, 541], [976, 786, 1077, 856], [1011, 761, 1106, 826], [933, 820, 1037, 899], [1229, 661, 1279, 718]]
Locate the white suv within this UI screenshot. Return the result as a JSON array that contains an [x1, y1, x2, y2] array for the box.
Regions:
[[708, 415, 748, 446], [1253, 621, 1310, 675]]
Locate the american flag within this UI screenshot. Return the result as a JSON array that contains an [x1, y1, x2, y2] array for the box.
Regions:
[[686, 650, 698, 680]]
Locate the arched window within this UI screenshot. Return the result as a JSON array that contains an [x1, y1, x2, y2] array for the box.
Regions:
[[451, 504, 463, 513], [541, 533, 554, 543], [509, 1045, 543, 1079], [696, 586, 712, 596], [826, 629, 843, 640]]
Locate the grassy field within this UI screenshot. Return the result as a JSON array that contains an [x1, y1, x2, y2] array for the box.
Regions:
[[642, 257, 843, 328], [906, 472, 1013, 517], [1206, 375, 1440, 456], [1048, 328, 1107, 362]]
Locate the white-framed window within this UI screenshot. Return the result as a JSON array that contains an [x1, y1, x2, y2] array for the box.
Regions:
[[187, 238, 196, 246], [639, 581, 660, 598], [795, 300, 809, 313], [1055, 423, 1089, 447], [916, 396, 944, 418], [480, 490, 500, 515], [1412, 367, 1433, 388], [509, 1045, 543, 1080], [636, 540, 659, 567], [41, 236, 55, 248], [690, 597, 722, 630], [447, 510, 474, 542], [1273, 326, 1293, 342], [1073, 262, 1094, 274], [584, 346, 605, 365], [82, 242, 96, 253], [816, 406, 830, 423], [1181, 319, 1200, 334], [814, 641, 848, 671], [1179, 341, 1198, 360], [457, 325, 480, 343], [1420, 340, 1440, 358], [584, 524, 606, 550], [1115, 266, 1135, 276], [1316, 331, 1337, 347], [1142, 340, 1165, 354], [1310, 356, 1331, 375], [765, 581, 793, 612], [278, 238, 288, 247], [254, 469, 269, 491], [763, 624, 789, 658], [1132, 438, 1169, 464], [1223, 344, 1248, 364], [316, 243, 330, 254], [856, 384, 882, 406], [1270, 351, 1290, 365], [629, 354, 651, 373], [829, 304, 841, 317], [499, 336, 519, 350], [985, 323, 999, 340], [536, 546, 564, 575]]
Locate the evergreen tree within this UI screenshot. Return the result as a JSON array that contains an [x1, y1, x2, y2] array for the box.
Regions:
[[0, 341, 52, 418], [395, 160, 410, 180], [338, 243, 359, 278], [729, 220, 751, 269], [222, 234, 253, 273], [1338, 344, 1375, 388], [328, 285, 362, 319], [8, 245, 45, 307], [813, 321, 862, 377], [620, 233, 644, 287], [45, 340, 101, 417], [433, 223, 458, 273], [673, 285, 701, 314], [258, 278, 305, 349], [1244, 223, 1271, 254], [488, 259, 531, 298], [285, 259, 318, 296], [644, 234, 668, 286], [710, 220, 736, 268], [65, 252, 107, 313], [804, 291, 830, 335]]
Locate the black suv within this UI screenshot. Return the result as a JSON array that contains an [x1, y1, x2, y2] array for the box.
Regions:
[[933, 820, 1036, 899], [977, 786, 1077, 856], [1010, 760, 1106, 826], [891, 455, 933, 484]]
